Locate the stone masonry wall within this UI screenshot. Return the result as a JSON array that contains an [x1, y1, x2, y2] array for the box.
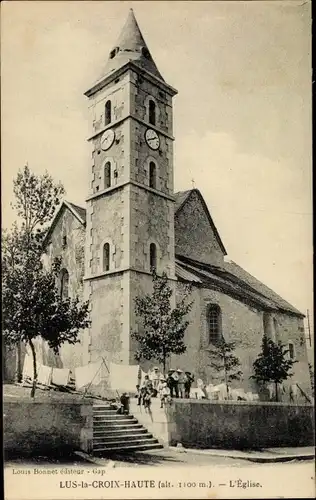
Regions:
[[44, 207, 86, 370], [173, 282, 312, 398]]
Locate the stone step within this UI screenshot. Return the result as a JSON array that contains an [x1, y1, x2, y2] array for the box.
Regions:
[[93, 423, 144, 435], [93, 418, 139, 426], [93, 428, 148, 437], [93, 442, 163, 454], [93, 433, 153, 444], [93, 414, 135, 421]]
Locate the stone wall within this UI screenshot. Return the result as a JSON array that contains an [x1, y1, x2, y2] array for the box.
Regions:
[[166, 400, 315, 450], [172, 282, 312, 398], [175, 190, 224, 266], [3, 402, 93, 457]]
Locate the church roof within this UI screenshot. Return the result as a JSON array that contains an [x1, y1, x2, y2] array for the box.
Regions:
[[176, 255, 304, 317], [93, 9, 165, 87], [174, 189, 227, 255]]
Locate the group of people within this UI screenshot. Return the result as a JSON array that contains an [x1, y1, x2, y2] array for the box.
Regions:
[[135, 367, 195, 410]]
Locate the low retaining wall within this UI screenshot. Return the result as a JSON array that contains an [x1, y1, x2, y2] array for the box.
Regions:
[[3, 402, 93, 457], [166, 400, 315, 450]]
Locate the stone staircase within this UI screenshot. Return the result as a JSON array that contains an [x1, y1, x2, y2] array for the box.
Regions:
[[93, 404, 163, 454]]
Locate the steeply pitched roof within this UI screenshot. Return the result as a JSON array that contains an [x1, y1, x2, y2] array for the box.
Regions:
[[174, 189, 227, 255], [175, 255, 304, 317], [42, 201, 86, 247], [92, 9, 165, 87], [66, 202, 86, 224]]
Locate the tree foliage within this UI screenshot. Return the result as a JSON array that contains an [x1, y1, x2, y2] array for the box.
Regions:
[[251, 335, 296, 401], [2, 165, 90, 397], [131, 270, 193, 374], [208, 337, 242, 398]]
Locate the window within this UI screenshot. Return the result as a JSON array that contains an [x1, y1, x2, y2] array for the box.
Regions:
[[149, 243, 157, 271], [62, 235, 67, 249], [105, 100, 112, 126], [149, 161, 156, 189], [60, 269, 69, 300], [104, 162, 111, 189], [288, 342, 295, 360], [149, 99, 156, 126], [208, 304, 221, 344], [103, 243, 110, 272]]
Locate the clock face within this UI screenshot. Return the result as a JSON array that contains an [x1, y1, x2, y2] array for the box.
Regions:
[[145, 128, 160, 151], [101, 129, 115, 151]]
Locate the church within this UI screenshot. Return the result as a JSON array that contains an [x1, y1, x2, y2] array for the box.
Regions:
[[39, 9, 310, 397]]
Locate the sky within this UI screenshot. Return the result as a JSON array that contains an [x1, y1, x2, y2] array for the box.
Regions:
[[1, 1, 313, 339]]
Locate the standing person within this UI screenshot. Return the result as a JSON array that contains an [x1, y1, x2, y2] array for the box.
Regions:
[[135, 384, 142, 406], [184, 371, 194, 398], [143, 388, 152, 413], [171, 369, 180, 398], [159, 381, 171, 408], [150, 366, 161, 392], [167, 369, 175, 397], [177, 369, 185, 398], [142, 374, 153, 393]]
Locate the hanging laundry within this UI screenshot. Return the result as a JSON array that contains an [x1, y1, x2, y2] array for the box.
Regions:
[[51, 368, 70, 387], [37, 364, 53, 386], [109, 363, 140, 393], [74, 359, 102, 390], [22, 353, 34, 381]]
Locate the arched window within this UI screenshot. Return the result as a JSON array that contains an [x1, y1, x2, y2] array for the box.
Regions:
[[105, 100, 112, 126], [149, 161, 157, 189], [103, 243, 110, 272], [288, 342, 295, 360], [208, 304, 221, 344], [104, 162, 111, 189], [149, 243, 157, 271], [149, 99, 156, 126], [60, 269, 69, 300]]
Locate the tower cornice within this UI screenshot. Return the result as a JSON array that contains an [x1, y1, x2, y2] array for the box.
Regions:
[[84, 61, 177, 99]]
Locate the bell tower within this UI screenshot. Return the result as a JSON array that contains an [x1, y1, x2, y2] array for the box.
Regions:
[[83, 9, 177, 367]]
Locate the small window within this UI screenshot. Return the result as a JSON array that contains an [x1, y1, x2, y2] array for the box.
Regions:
[[103, 243, 110, 272], [149, 99, 156, 126], [104, 162, 111, 189], [105, 100, 112, 126], [208, 304, 221, 344], [62, 235, 67, 249], [60, 269, 69, 300], [149, 161, 156, 189], [288, 342, 295, 360], [149, 243, 157, 271]]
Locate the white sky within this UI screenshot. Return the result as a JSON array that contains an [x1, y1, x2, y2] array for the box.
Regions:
[[1, 1, 313, 336]]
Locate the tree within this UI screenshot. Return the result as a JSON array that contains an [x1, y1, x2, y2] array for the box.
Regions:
[[208, 337, 243, 398], [131, 270, 193, 375], [251, 335, 296, 402], [308, 363, 314, 397], [2, 165, 90, 397]]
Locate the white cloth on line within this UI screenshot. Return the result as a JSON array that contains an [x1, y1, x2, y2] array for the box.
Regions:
[[74, 360, 102, 390], [51, 368, 70, 386], [22, 353, 34, 380], [37, 364, 53, 385], [139, 369, 147, 386], [109, 363, 140, 393]]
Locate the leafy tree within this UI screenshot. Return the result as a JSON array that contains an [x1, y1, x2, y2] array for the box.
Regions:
[[2, 165, 90, 397], [208, 337, 243, 398], [308, 363, 314, 397], [251, 335, 296, 401], [131, 270, 193, 375]]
